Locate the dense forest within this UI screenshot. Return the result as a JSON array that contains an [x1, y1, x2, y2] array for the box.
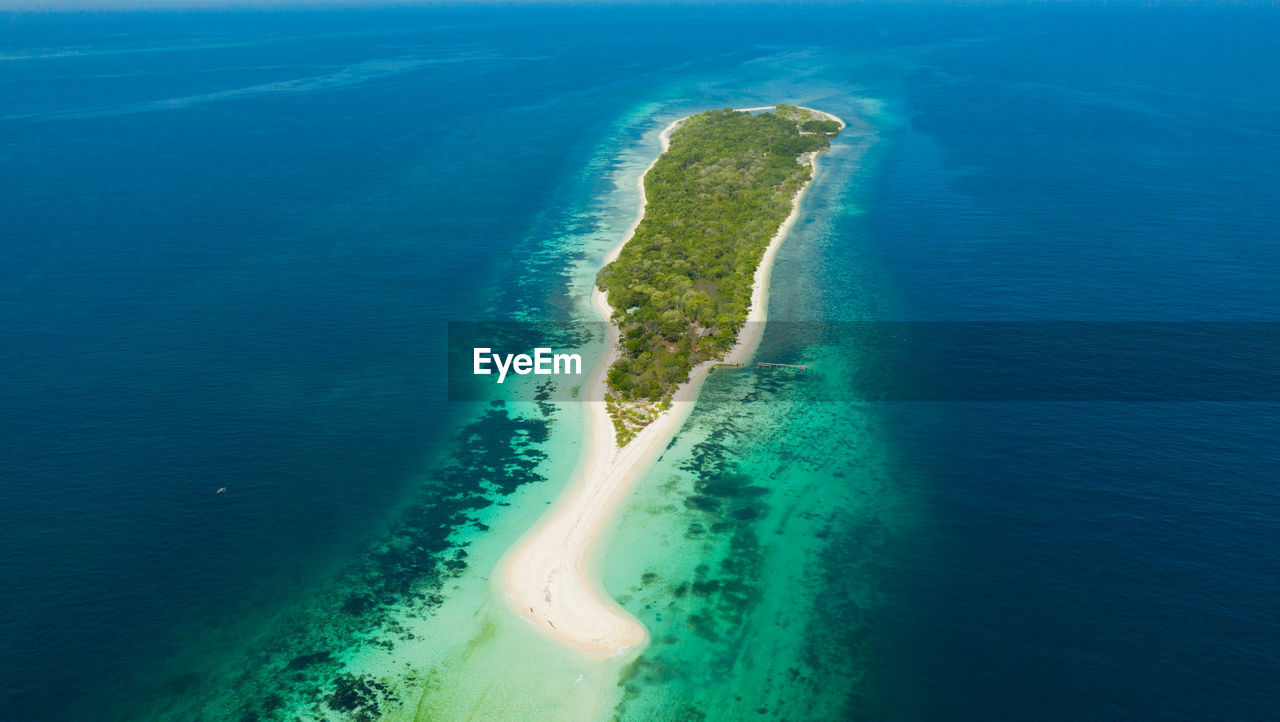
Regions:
[[597, 106, 839, 443]]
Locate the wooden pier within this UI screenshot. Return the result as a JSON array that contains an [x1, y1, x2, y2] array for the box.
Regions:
[[757, 362, 810, 373]]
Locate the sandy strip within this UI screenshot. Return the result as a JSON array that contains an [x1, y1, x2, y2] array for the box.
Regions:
[[497, 106, 842, 658]]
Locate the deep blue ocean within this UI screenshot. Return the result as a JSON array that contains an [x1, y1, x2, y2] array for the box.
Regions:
[[2, 5, 1278, 720]]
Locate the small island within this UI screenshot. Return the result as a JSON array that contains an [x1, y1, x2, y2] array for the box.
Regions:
[[501, 105, 842, 659], [597, 104, 841, 443]]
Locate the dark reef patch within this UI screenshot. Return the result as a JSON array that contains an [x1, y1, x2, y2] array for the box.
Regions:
[[285, 652, 332, 671], [155, 402, 556, 721], [324, 673, 398, 721], [614, 410, 774, 710]]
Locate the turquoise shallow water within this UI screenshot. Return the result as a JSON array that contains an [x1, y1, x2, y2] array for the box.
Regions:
[[3, 6, 1279, 720], [598, 111, 908, 720]]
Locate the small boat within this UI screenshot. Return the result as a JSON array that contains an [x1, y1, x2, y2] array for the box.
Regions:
[[217, 487, 227, 494]]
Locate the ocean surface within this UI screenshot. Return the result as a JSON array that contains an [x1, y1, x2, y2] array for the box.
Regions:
[[2, 5, 1278, 720]]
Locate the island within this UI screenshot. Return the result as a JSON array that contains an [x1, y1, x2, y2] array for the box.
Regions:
[[598, 105, 842, 443], [499, 105, 842, 658]]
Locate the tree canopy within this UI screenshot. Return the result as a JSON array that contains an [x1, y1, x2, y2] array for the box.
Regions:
[[597, 106, 839, 442]]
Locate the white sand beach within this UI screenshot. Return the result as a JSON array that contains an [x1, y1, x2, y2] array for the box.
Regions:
[[497, 106, 843, 658]]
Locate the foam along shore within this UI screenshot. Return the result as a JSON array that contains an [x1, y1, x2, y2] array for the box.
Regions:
[[498, 106, 844, 658]]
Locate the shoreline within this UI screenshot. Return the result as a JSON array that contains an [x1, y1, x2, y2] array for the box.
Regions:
[[497, 106, 843, 658]]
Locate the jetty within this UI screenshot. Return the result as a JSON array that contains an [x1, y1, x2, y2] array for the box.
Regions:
[[756, 362, 810, 373]]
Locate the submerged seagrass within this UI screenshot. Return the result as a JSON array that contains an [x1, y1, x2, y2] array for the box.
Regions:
[[596, 105, 839, 443]]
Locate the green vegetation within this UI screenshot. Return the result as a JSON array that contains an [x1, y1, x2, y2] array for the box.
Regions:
[[801, 118, 843, 135], [597, 106, 839, 443]]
